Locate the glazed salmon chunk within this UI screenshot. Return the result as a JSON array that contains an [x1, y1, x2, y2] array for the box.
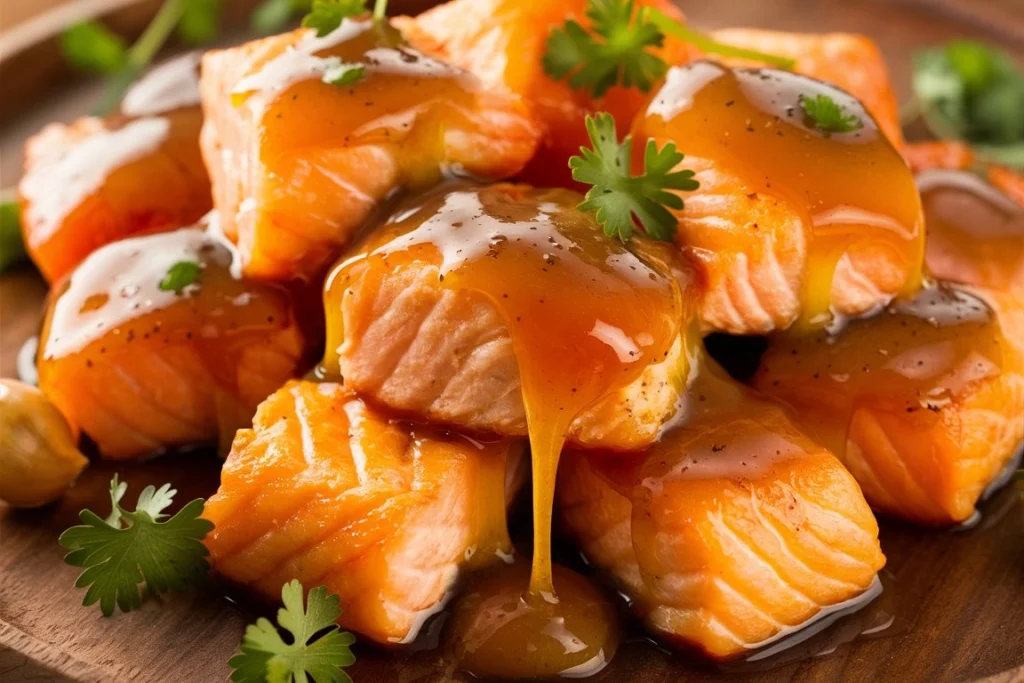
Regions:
[[753, 285, 1024, 525], [321, 183, 698, 451], [37, 226, 315, 460], [634, 61, 924, 334], [395, 0, 698, 189], [203, 380, 525, 645], [19, 54, 210, 283], [709, 29, 904, 147], [200, 19, 538, 280], [558, 359, 885, 659]]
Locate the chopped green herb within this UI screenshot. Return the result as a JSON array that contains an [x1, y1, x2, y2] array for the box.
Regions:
[[570, 112, 698, 243], [61, 22, 129, 74], [58, 476, 214, 616], [229, 580, 356, 683], [542, 0, 666, 99], [159, 260, 202, 294], [909, 40, 1024, 170], [178, 0, 222, 45], [0, 197, 28, 274], [301, 0, 369, 36], [799, 93, 864, 134], [322, 61, 366, 86], [542, 0, 794, 98]]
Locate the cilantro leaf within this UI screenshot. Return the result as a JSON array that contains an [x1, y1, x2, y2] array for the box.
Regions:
[[159, 261, 201, 295], [61, 22, 129, 74], [301, 0, 368, 36], [58, 475, 214, 616], [799, 93, 863, 134], [322, 61, 366, 86], [542, 1, 794, 99], [570, 112, 698, 242], [229, 580, 356, 683], [178, 0, 221, 45], [0, 197, 28, 274], [542, 0, 666, 99], [910, 40, 1024, 170]]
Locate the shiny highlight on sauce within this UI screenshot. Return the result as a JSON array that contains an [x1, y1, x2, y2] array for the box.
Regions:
[[917, 169, 1024, 292], [639, 61, 924, 327], [757, 285, 1004, 457], [325, 183, 686, 677]]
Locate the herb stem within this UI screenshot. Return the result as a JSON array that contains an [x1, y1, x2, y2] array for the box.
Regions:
[[373, 0, 388, 21], [92, 0, 190, 115], [644, 9, 795, 70]]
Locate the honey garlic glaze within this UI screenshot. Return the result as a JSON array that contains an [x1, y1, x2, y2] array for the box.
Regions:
[[637, 61, 924, 327], [233, 20, 489, 187], [917, 169, 1024, 292], [38, 227, 312, 458], [753, 284, 1005, 462], [324, 183, 691, 677]]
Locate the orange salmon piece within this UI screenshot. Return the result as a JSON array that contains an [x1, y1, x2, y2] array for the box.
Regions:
[[203, 380, 525, 645], [558, 361, 885, 659], [18, 55, 210, 283], [200, 20, 538, 281], [710, 29, 904, 148], [636, 62, 923, 334], [395, 0, 698, 189], [753, 285, 1024, 525], [37, 226, 315, 460]]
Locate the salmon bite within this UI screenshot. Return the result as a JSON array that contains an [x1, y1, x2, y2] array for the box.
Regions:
[[8, 0, 1022, 678]]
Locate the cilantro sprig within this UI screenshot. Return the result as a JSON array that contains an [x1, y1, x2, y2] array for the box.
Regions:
[[61, 0, 220, 115], [229, 580, 357, 683], [907, 40, 1024, 170], [58, 476, 214, 616], [543, 0, 667, 99], [301, 0, 388, 36], [543, 0, 794, 98], [800, 93, 863, 134], [570, 112, 698, 242]]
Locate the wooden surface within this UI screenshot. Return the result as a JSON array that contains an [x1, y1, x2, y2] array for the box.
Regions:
[[1, 1, 1024, 682]]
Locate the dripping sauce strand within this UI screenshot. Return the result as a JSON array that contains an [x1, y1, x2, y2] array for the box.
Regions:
[[325, 182, 687, 677]]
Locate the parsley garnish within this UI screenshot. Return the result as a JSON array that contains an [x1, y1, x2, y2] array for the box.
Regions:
[[229, 580, 356, 683], [159, 260, 201, 294], [908, 40, 1024, 170], [252, 0, 311, 34], [61, 22, 129, 74], [58, 476, 214, 616], [542, 0, 794, 98], [570, 112, 698, 242], [61, 0, 218, 115], [0, 196, 27, 275], [799, 93, 864, 134], [543, 0, 666, 99], [322, 61, 366, 86], [301, 0, 387, 36]]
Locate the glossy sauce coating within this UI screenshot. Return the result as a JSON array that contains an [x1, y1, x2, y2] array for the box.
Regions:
[[756, 286, 1002, 456], [918, 169, 1024, 293], [206, 19, 537, 280], [557, 356, 886, 660], [446, 562, 620, 679], [19, 57, 209, 283], [325, 183, 685, 676], [638, 61, 924, 328], [38, 227, 312, 459]]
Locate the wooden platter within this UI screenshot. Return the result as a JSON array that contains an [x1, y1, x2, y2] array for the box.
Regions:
[[1, 1, 1023, 681]]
